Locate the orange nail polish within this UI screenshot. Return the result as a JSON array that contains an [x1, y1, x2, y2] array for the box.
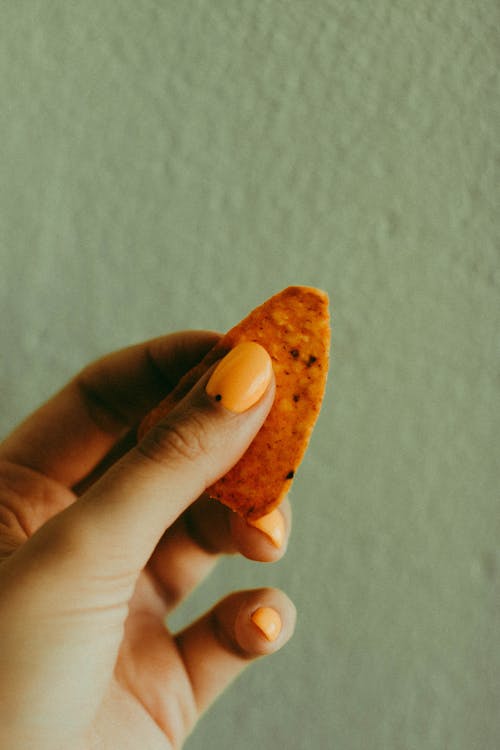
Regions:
[[251, 606, 282, 642], [205, 342, 273, 413], [248, 508, 285, 548]]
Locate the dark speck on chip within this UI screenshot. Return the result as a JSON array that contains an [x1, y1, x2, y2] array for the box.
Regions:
[[286, 470, 295, 479], [290, 349, 299, 358], [306, 355, 317, 367]]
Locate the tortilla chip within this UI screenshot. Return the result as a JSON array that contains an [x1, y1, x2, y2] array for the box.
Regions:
[[138, 286, 331, 519]]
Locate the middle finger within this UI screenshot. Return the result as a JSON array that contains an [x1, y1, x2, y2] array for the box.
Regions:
[[146, 494, 291, 613]]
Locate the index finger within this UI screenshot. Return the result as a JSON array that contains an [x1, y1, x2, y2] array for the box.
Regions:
[[0, 331, 221, 487]]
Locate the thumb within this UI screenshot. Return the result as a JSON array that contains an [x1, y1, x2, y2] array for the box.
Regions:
[[59, 341, 275, 573]]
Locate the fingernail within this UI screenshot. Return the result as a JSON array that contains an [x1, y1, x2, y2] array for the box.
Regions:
[[248, 508, 285, 548], [206, 341, 273, 413], [250, 606, 282, 642]]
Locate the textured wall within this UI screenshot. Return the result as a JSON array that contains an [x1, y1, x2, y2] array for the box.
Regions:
[[1, 2, 499, 749]]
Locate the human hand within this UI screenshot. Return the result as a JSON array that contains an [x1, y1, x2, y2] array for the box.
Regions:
[[0, 331, 295, 750]]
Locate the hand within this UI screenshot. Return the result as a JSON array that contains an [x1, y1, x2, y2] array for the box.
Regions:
[[0, 331, 295, 750]]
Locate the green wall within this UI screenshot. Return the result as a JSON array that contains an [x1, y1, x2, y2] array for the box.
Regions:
[[1, 2, 498, 748]]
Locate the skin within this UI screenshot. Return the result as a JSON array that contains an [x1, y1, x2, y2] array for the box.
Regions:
[[0, 331, 296, 750]]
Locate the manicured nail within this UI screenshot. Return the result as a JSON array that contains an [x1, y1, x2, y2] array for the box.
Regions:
[[248, 508, 285, 548], [250, 606, 282, 642], [206, 341, 273, 413]]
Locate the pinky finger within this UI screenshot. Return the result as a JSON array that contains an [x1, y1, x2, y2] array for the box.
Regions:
[[174, 588, 296, 716]]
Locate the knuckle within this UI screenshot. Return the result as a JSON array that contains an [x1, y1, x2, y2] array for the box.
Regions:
[[138, 413, 212, 467]]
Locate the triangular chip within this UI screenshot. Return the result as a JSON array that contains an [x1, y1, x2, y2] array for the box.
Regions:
[[138, 286, 331, 519]]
